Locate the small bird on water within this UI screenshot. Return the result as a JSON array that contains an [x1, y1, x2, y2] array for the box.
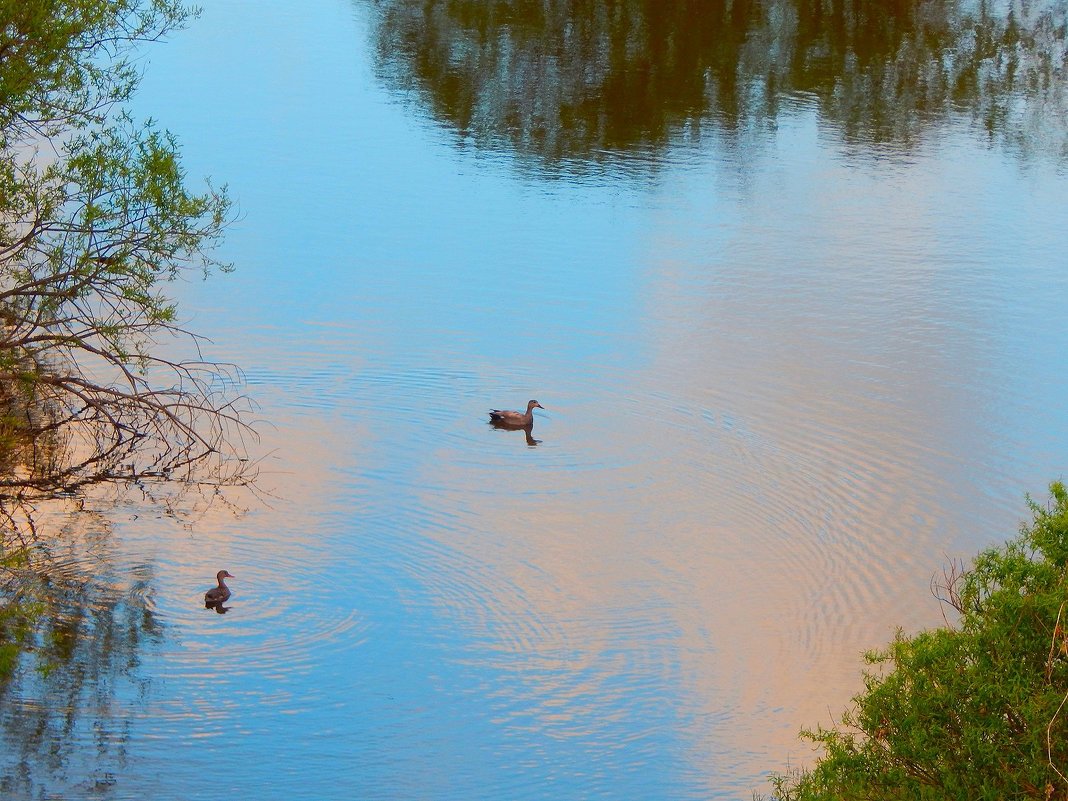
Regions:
[[204, 569, 235, 606], [489, 399, 544, 428]]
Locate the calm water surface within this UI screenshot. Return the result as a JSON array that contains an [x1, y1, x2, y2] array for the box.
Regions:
[[3, 1, 1068, 799]]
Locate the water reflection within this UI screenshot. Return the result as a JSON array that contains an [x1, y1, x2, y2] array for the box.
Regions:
[[85, 0, 1068, 797], [369, 0, 1068, 164], [490, 420, 542, 446], [0, 507, 161, 799]]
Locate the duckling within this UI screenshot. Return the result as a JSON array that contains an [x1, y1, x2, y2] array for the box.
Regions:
[[204, 570, 235, 606], [489, 399, 544, 428]]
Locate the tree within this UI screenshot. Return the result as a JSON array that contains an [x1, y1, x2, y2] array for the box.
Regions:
[[0, 0, 253, 500], [770, 482, 1068, 801]]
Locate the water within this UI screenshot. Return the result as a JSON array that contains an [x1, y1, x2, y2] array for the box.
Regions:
[[2, 1, 1067, 798]]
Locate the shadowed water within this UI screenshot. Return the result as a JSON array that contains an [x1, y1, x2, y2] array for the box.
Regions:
[[2, 0, 1067, 799]]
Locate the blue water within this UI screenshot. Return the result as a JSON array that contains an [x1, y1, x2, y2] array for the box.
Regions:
[[2, 1, 1067, 799]]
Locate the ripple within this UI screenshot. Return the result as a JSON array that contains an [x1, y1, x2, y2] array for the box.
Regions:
[[135, 524, 376, 731]]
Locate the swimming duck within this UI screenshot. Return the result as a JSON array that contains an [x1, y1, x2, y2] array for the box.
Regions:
[[204, 570, 235, 605], [489, 399, 544, 428]]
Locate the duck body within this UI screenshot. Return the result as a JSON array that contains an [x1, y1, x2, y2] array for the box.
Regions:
[[489, 399, 544, 428], [205, 569, 235, 605]]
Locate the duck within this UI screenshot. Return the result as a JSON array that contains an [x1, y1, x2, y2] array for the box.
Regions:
[[489, 399, 544, 428], [204, 569, 235, 605]]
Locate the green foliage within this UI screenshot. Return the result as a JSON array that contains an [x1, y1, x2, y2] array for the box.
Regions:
[[0, 0, 251, 687], [0, 0, 251, 495], [770, 482, 1068, 801], [0, 0, 193, 141]]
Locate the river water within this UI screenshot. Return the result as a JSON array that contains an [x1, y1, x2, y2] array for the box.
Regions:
[[2, 1, 1067, 799]]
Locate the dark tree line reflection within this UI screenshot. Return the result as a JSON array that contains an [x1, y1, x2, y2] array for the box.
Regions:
[[369, 0, 1068, 164]]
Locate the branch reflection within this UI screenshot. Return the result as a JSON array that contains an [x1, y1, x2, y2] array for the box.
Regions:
[[0, 508, 161, 799]]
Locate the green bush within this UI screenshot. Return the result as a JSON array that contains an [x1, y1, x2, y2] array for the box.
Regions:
[[771, 481, 1068, 801]]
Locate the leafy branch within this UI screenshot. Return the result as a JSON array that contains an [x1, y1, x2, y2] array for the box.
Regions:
[[0, 1, 256, 501]]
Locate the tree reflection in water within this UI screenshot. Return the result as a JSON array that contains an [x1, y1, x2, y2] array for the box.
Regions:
[[0, 505, 162, 799], [369, 0, 1067, 164]]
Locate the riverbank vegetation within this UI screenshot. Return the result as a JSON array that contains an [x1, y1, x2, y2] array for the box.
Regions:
[[769, 481, 1068, 800], [1, 0, 252, 677]]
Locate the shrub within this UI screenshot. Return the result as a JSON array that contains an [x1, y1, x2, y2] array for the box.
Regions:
[[771, 481, 1068, 801]]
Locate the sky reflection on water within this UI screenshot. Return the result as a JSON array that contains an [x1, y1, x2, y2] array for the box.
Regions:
[[2, 0, 1067, 799]]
